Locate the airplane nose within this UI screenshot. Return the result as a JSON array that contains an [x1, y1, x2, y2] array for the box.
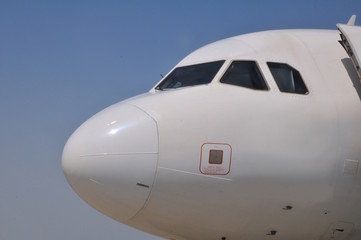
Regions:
[[62, 103, 158, 222]]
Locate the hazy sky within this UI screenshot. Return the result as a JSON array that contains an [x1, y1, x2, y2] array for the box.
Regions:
[[0, 1, 360, 239]]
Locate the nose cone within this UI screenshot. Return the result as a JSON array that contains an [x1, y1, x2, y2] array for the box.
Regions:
[[62, 103, 158, 222]]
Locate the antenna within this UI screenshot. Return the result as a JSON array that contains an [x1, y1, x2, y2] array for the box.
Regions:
[[347, 15, 356, 26]]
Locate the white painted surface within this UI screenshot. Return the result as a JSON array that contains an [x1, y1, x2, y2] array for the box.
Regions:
[[63, 21, 361, 240], [63, 104, 158, 222]]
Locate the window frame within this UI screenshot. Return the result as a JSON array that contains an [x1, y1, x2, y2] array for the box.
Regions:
[[267, 62, 309, 95], [154, 60, 225, 91], [219, 60, 269, 91]]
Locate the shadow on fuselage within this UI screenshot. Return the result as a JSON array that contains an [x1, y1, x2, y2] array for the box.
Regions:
[[342, 58, 361, 101]]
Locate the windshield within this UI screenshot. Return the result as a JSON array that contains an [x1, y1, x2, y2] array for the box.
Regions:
[[155, 60, 225, 90]]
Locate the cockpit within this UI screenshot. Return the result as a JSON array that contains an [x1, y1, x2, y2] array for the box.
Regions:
[[155, 60, 309, 95]]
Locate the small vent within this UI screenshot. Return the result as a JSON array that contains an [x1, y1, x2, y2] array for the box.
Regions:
[[136, 182, 150, 188], [266, 230, 277, 236], [343, 159, 359, 175]]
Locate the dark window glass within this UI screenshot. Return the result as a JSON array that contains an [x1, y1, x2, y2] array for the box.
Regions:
[[209, 150, 223, 164], [155, 60, 225, 90], [267, 62, 309, 94], [220, 61, 268, 90]]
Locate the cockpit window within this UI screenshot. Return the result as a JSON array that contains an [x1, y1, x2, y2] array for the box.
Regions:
[[267, 62, 308, 94], [220, 61, 268, 90], [155, 60, 225, 90]]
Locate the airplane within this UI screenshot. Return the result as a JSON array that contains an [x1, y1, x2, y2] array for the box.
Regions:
[[62, 16, 361, 240]]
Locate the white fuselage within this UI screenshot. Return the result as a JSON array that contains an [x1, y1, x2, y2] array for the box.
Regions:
[[62, 29, 361, 240]]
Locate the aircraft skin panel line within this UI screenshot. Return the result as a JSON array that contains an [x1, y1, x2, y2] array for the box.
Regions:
[[62, 16, 361, 240]]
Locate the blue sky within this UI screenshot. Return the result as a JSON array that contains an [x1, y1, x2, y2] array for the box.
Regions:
[[0, 1, 360, 239]]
